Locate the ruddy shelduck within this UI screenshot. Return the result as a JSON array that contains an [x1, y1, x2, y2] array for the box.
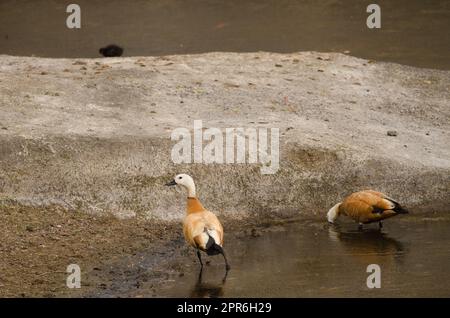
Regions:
[[166, 174, 230, 271], [327, 190, 408, 230]]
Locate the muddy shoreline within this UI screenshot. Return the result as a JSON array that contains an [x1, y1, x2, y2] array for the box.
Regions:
[[2, 202, 448, 297], [0, 203, 280, 297], [80, 213, 450, 298]]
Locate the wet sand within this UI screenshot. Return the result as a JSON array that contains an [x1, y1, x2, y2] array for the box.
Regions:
[[88, 215, 450, 298]]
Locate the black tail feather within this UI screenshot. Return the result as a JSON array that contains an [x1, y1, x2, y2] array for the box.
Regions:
[[390, 200, 409, 214], [394, 206, 409, 214], [202, 229, 231, 270], [205, 235, 220, 255]]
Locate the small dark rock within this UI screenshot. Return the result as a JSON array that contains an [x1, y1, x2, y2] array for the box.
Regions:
[[387, 130, 398, 136], [251, 228, 262, 237], [99, 44, 124, 57]]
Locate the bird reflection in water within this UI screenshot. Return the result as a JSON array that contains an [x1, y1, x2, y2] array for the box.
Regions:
[[327, 224, 405, 265], [190, 268, 228, 298]]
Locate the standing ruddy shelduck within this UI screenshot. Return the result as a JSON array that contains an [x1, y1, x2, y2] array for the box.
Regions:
[[327, 190, 408, 230], [165, 174, 230, 271]]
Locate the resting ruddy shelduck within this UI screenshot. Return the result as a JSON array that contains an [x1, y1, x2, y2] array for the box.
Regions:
[[327, 190, 408, 230], [165, 174, 230, 271]]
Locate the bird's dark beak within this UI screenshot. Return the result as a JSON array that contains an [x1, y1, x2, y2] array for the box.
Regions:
[[165, 179, 177, 186]]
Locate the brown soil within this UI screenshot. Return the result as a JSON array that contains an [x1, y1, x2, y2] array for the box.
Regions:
[[0, 203, 271, 297], [0, 203, 178, 297]]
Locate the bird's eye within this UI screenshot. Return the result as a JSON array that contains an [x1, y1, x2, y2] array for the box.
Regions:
[[178, 176, 182, 179]]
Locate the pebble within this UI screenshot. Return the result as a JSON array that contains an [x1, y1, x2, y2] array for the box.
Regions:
[[73, 61, 87, 65], [387, 130, 398, 136]]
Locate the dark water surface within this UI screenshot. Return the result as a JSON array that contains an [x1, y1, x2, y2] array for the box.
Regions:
[[1, 0, 449, 69], [92, 216, 450, 298], [155, 218, 450, 297]]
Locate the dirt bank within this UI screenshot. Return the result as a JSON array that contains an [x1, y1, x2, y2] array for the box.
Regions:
[[0, 52, 449, 220]]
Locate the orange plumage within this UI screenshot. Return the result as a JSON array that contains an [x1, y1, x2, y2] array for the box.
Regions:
[[328, 190, 408, 228], [166, 174, 230, 271], [183, 197, 224, 251]]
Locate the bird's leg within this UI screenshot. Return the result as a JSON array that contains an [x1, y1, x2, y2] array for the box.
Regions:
[[215, 245, 231, 271], [379, 221, 383, 230], [221, 268, 229, 284], [223, 252, 231, 272], [196, 250, 204, 268], [358, 223, 363, 231], [197, 266, 203, 284]]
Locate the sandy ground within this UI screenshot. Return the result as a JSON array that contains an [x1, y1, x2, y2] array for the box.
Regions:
[[0, 52, 449, 220]]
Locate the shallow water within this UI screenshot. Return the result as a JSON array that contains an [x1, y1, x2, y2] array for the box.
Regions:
[[160, 218, 450, 297], [94, 216, 450, 298], [1, 0, 450, 70]]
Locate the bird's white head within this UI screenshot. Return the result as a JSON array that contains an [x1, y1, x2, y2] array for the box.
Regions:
[[165, 173, 196, 197]]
